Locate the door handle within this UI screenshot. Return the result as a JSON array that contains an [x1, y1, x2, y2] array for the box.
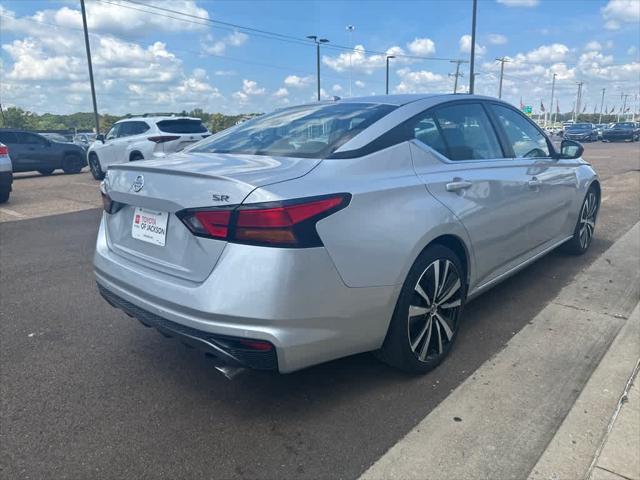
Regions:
[[446, 180, 473, 192], [528, 178, 542, 188]]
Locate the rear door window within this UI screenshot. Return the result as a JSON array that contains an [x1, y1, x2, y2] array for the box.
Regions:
[[490, 104, 550, 158], [157, 119, 207, 134], [15, 132, 48, 145], [411, 103, 503, 161]]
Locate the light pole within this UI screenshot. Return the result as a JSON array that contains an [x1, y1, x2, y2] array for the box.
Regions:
[[548, 72, 556, 127], [385, 55, 395, 95], [598, 88, 605, 124], [307, 35, 329, 102], [469, 0, 478, 94], [346, 25, 355, 97]]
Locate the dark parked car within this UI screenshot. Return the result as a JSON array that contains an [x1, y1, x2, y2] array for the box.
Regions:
[[564, 123, 598, 142], [602, 122, 639, 142], [0, 129, 86, 175]]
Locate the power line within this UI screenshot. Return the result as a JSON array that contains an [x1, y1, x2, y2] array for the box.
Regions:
[[449, 60, 467, 94]]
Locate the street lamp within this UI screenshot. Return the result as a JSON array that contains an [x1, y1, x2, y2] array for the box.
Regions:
[[385, 55, 395, 95], [346, 25, 355, 97], [307, 35, 330, 101]]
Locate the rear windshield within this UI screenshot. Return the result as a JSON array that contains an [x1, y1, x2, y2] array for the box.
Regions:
[[569, 124, 592, 130], [612, 122, 635, 129], [0, 132, 17, 144], [188, 102, 396, 159], [157, 119, 207, 134]]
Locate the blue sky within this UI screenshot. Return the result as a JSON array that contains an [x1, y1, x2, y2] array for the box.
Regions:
[[0, 0, 638, 116]]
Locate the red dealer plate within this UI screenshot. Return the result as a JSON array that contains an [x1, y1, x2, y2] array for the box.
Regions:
[[131, 207, 168, 247]]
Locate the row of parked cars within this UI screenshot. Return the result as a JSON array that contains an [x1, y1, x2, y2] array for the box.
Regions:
[[549, 122, 640, 142], [0, 116, 210, 203]]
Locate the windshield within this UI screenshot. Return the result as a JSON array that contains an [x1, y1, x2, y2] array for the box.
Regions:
[[188, 102, 396, 159], [569, 124, 592, 130], [612, 122, 635, 129]]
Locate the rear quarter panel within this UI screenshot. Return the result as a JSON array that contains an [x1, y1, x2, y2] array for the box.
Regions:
[[244, 142, 473, 288]]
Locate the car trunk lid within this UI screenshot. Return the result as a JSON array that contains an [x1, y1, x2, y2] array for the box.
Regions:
[[103, 152, 320, 282]]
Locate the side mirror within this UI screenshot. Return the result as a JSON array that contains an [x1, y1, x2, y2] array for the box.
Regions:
[[96, 134, 105, 143], [559, 139, 583, 159]]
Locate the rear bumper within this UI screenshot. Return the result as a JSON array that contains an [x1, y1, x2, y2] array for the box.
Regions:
[[94, 214, 398, 373], [603, 133, 634, 141], [98, 284, 279, 370]]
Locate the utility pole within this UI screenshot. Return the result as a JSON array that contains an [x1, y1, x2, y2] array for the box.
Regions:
[[619, 93, 630, 121], [385, 55, 395, 95], [307, 35, 329, 101], [496, 57, 510, 99], [469, 0, 478, 94], [574, 82, 583, 123], [0, 102, 5, 126], [449, 60, 468, 94], [548, 72, 556, 127], [598, 88, 605, 124], [80, 0, 100, 135]]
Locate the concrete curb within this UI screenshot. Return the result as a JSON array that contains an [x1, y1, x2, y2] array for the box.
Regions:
[[529, 304, 639, 480], [360, 223, 640, 480]]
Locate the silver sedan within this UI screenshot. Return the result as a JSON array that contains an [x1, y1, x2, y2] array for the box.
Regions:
[[95, 94, 599, 374]]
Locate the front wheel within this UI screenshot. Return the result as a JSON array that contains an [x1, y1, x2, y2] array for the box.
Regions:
[[377, 245, 466, 373], [561, 187, 599, 255], [38, 168, 54, 176], [62, 154, 85, 174]]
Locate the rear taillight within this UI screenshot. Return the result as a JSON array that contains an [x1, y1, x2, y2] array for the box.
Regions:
[[0, 145, 8, 156], [100, 183, 123, 214], [177, 193, 350, 247], [147, 135, 180, 143]]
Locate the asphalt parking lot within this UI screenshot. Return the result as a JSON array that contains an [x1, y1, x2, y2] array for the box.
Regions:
[[1, 142, 639, 479]]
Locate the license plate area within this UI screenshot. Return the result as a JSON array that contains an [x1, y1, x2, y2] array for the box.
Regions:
[[131, 207, 168, 246]]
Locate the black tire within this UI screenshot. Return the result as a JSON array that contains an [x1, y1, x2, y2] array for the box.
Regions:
[[62, 154, 85, 174], [130, 152, 144, 161], [0, 188, 9, 203], [38, 168, 54, 176], [377, 244, 466, 374], [89, 153, 105, 180], [561, 186, 599, 255]]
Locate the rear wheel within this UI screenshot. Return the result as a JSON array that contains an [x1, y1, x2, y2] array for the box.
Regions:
[[38, 168, 54, 176], [62, 154, 84, 174], [89, 153, 104, 180], [377, 245, 466, 373], [561, 186, 599, 255], [130, 152, 144, 162]]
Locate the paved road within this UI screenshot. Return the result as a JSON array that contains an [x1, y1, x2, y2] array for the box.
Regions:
[[1, 143, 639, 479]]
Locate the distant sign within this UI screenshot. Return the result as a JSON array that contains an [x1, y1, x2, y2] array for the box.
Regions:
[[523, 105, 533, 115]]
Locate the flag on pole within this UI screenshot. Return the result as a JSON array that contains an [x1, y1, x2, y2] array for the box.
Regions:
[[520, 97, 524, 110], [625, 106, 630, 112], [582, 104, 587, 113], [556, 103, 560, 114], [540, 101, 545, 113], [610, 106, 616, 114]]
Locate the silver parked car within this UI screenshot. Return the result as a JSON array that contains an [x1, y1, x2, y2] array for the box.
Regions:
[[95, 94, 600, 374]]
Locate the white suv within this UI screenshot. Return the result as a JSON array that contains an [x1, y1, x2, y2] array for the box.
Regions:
[[87, 116, 210, 180]]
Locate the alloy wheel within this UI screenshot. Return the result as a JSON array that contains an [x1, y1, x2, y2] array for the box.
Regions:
[[408, 259, 462, 362], [579, 191, 597, 249]]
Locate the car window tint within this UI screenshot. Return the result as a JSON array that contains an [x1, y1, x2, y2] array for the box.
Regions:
[[429, 103, 502, 161], [106, 124, 120, 139], [0, 132, 17, 144], [15, 132, 48, 145], [157, 119, 207, 134], [410, 114, 448, 158], [129, 121, 150, 135], [491, 104, 550, 158]]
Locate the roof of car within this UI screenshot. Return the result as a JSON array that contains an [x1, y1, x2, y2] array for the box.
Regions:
[[330, 93, 501, 107], [115, 116, 201, 123]]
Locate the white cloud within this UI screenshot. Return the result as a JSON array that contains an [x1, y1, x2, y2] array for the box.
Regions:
[[407, 38, 436, 56], [602, 0, 640, 30], [284, 75, 313, 88], [585, 41, 602, 51], [354, 80, 366, 88], [323, 44, 408, 74], [332, 84, 343, 93], [201, 31, 248, 55], [459, 35, 486, 55], [273, 87, 289, 98], [488, 34, 508, 45], [395, 69, 445, 94], [524, 43, 569, 63], [628, 46, 638, 56], [496, 0, 539, 6]]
